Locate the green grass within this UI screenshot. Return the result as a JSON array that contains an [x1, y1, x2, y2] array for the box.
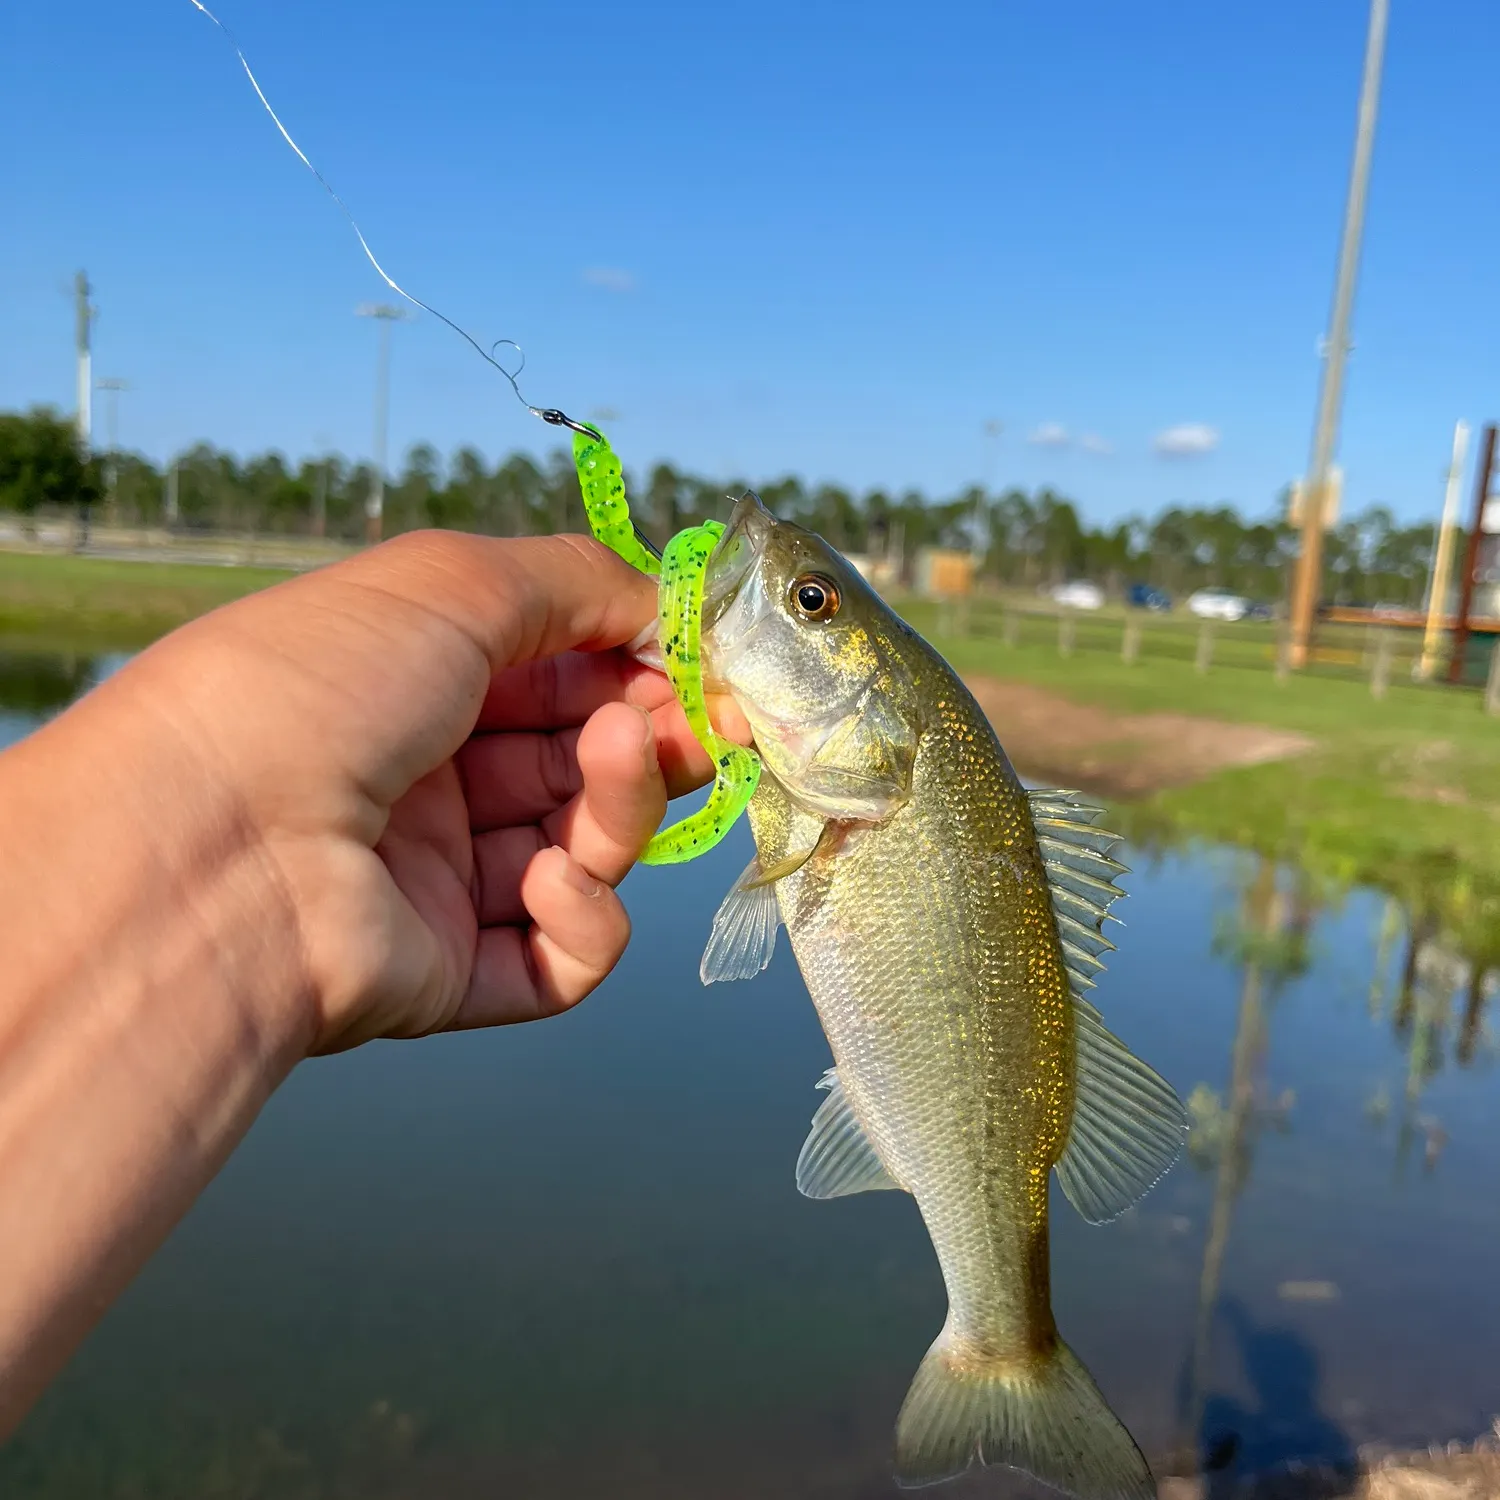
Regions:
[[901, 599, 1500, 963], [0, 552, 294, 650], [2, 554, 1493, 957]]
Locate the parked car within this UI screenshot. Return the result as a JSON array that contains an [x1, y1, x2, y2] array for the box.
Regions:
[[1050, 580, 1105, 610], [1186, 587, 1251, 622], [1244, 601, 1275, 622], [1127, 583, 1172, 612]]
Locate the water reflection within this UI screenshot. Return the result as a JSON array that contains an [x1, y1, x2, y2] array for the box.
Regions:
[[1367, 919, 1497, 1179], [1, 654, 1498, 1496], [0, 652, 99, 714], [0, 649, 127, 754], [1174, 860, 1356, 1489], [1200, 1300, 1355, 1492]]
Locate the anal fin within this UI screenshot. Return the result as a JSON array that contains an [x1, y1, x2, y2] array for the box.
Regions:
[[1056, 999, 1187, 1224], [796, 1069, 903, 1199]]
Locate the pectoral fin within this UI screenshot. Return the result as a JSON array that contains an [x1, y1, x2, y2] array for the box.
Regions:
[[700, 857, 783, 985], [796, 1069, 904, 1199], [746, 820, 838, 888], [1056, 998, 1187, 1224]]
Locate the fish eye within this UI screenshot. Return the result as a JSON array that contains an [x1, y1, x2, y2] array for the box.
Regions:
[[790, 574, 841, 622]]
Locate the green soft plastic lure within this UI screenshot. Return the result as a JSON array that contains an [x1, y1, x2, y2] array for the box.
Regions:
[[574, 430, 761, 864], [574, 428, 661, 577], [643, 521, 762, 864]]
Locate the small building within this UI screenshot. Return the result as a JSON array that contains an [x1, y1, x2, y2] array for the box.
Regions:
[[913, 547, 975, 599], [1475, 533, 1500, 619]]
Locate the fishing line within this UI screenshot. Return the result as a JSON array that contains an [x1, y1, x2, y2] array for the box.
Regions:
[[185, 0, 600, 441]]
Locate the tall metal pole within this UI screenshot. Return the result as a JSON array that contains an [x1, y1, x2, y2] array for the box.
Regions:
[[74, 271, 96, 451], [1446, 422, 1495, 685], [1286, 0, 1389, 669], [1418, 420, 1469, 680], [96, 377, 128, 513], [357, 303, 406, 544]]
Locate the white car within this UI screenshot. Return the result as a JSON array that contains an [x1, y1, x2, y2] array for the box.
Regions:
[[1050, 580, 1105, 611], [1186, 587, 1250, 622]]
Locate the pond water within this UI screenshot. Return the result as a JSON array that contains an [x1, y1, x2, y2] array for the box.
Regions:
[[1, 649, 1496, 1499]]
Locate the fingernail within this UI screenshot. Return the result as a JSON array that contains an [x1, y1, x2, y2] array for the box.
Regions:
[[554, 848, 602, 898], [636, 705, 659, 774], [625, 619, 660, 661]]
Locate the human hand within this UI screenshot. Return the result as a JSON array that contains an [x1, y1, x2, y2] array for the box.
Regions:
[[0, 528, 760, 1423], [102, 530, 744, 1054]]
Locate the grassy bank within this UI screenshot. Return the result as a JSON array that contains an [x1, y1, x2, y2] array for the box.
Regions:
[[0, 552, 294, 650], [901, 600, 1500, 960], [2, 552, 1493, 953]]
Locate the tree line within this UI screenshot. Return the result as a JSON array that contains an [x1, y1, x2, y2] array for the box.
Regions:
[[0, 405, 1439, 607]]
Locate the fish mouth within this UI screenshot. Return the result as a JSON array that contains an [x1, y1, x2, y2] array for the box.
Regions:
[[703, 490, 776, 632]]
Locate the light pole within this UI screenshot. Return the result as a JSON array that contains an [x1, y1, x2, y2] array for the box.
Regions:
[[1286, 0, 1389, 669], [74, 271, 96, 451], [96, 377, 128, 514], [356, 303, 408, 543]]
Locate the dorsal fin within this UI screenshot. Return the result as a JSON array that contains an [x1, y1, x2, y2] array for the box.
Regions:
[[1027, 789, 1128, 993]]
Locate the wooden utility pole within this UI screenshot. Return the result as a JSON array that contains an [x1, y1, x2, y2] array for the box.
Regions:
[[1419, 420, 1470, 679], [1286, 0, 1389, 668], [1447, 422, 1496, 685]]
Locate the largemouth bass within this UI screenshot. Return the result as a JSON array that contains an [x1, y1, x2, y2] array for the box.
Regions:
[[697, 494, 1186, 1497]]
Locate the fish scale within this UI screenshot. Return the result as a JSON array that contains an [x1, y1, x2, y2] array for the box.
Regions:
[[754, 688, 1072, 1355]]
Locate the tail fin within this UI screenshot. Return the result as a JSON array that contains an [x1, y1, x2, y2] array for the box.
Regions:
[[893, 1329, 1155, 1498]]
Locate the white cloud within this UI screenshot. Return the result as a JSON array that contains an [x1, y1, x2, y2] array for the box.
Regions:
[[1028, 422, 1070, 448], [1080, 432, 1114, 455], [582, 266, 638, 293], [1153, 423, 1220, 457]]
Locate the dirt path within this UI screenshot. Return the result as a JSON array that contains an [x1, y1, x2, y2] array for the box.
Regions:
[[962, 673, 1314, 799]]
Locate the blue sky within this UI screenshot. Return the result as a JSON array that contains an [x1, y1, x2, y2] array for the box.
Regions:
[[2, 1, 1497, 524]]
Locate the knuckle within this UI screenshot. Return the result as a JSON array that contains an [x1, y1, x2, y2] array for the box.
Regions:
[[539, 731, 581, 806]]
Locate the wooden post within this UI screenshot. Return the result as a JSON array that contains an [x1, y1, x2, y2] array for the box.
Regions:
[[1448, 422, 1496, 684], [1058, 612, 1075, 657], [1485, 636, 1500, 717], [1196, 621, 1214, 674], [1122, 614, 1141, 664], [1419, 420, 1469, 680], [1003, 610, 1020, 647], [1370, 628, 1393, 699]]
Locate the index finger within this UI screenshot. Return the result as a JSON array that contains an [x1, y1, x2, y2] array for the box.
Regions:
[[345, 530, 661, 674], [477, 652, 677, 732]]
